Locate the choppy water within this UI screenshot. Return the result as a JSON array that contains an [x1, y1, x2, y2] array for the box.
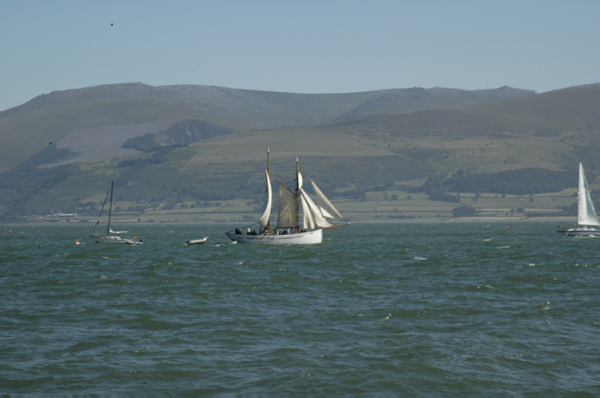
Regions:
[[1, 222, 599, 394]]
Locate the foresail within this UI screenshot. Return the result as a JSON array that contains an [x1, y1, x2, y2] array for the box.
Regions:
[[301, 194, 316, 230], [301, 188, 332, 228], [277, 182, 297, 229], [578, 162, 599, 226], [320, 207, 334, 219], [258, 169, 272, 228], [310, 179, 344, 220]]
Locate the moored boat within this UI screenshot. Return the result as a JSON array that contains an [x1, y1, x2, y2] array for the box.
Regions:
[[91, 181, 143, 245]]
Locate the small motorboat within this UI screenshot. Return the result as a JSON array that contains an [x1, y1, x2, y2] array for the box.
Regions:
[[186, 237, 208, 245]]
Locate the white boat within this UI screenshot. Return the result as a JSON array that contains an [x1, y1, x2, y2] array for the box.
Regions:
[[91, 181, 142, 245], [226, 150, 348, 245], [557, 162, 600, 236], [187, 237, 209, 245]]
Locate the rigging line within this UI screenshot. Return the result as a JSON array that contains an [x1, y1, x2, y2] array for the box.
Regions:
[[92, 187, 111, 234]]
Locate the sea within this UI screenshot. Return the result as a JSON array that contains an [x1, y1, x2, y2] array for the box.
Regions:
[[1, 222, 599, 395]]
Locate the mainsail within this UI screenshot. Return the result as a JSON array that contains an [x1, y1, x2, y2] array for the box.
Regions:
[[578, 162, 599, 226], [258, 168, 272, 228], [277, 182, 297, 229]]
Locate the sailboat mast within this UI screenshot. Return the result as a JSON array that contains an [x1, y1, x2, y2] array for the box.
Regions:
[[92, 186, 111, 235], [295, 157, 300, 232], [107, 180, 114, 235], [266, 149, 270, 230]]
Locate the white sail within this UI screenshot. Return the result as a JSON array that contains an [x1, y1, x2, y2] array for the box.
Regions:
[[578, 162, 599, 226], [226, 151, 346, 245], [258, 169, 272, 228], [320, 206, 334, 219], [301, 188, 332, 228], [277, 182, 297, 229], [301, 194, 316, 230], [310, 179, 344, 220]]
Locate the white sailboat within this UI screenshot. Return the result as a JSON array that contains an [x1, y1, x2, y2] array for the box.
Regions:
[[557, 162, 600, 236], [226, 150, 348, 245], [91, 181, 143, 244]]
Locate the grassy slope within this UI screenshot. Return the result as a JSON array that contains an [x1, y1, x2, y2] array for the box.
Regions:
[[0, 114, 590, 219], [5, 84, 600, 222], [0, 97, 248, 173], [30, 122, 581, 222], [0, 83, 535, 173]]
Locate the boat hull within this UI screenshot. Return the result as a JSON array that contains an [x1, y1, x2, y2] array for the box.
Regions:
[[226, 229, 322, 245], [92, 234, 142, 244], [557, 227, 600, 237], [187, 237, 208, 245]]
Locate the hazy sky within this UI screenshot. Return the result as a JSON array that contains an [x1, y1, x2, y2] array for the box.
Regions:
[[1, 0, 599, 111]]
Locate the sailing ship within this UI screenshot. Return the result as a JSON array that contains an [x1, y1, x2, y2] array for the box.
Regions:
[[557, 162, 600, 236], [91, 181, 142, 244], [226, 150, 348, 245]]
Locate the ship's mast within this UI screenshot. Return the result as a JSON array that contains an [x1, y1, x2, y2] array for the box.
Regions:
[[295, 157, 300, 232], [267, 148, 270, 176], [107, 180, 114, 235]]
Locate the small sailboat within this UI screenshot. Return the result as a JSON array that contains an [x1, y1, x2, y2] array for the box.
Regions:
[[557, 162, 600, 236], [226, 149, 348, 245], [91, 181, 142, 244]]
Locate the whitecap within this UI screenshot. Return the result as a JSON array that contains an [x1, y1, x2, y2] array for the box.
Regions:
[[414, 256, 426, 261]]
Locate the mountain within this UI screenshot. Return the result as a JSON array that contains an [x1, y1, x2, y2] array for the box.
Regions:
[[2, 82, 600, 221], [0, 83, 534, 173]]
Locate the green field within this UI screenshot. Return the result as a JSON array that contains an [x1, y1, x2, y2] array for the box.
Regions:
[[33, 184, 579, 226]]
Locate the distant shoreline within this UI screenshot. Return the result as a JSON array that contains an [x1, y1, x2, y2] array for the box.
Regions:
[[2, 216, 575, 226]]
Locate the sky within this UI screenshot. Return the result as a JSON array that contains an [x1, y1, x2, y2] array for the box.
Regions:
[[1, 0, 599, 111]]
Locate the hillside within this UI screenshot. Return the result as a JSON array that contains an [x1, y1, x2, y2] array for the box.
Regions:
[[2, 83, 600, 222], [0, 83, 534, 173]]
